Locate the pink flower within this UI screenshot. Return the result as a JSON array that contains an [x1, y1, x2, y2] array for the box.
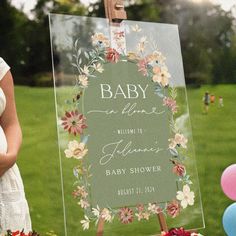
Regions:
[[153, 65, 161, 74], [161, 228, 191, 236], [163, 97, 178, 114], [101, 208, 113, 222], [72, 186, 88, 199], [61, 110, 87, 136], [78, 199, 90, 209], [173, 163, 186, 177], [137, 58, 148, 76], [136, 203, 145, 212], [169, 133, 188, 149], [106, 48, 120, 63], [166, 200, 180, 218], [118, 207, 133, 224]]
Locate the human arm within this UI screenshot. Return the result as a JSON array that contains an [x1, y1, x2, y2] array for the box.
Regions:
[[0, 71, 22, 177]]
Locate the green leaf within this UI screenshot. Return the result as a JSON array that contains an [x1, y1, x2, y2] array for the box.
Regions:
[[71, 63, 78, 68], [169, 148, 178, 157], [84, 51, 90, 59], [74, 39, 79, 49]]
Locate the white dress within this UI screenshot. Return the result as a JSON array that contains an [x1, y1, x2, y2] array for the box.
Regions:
[[0, 58, 32, 233]]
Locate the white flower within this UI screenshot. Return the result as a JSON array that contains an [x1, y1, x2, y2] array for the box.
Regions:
[[81, 65, 90, 76], [191, 233, 203, 236], [135, 212, 143, 221], [152, 66, 170, 87], [80, 215, 90, 230], [169, 133, 188, 149], [78, 75, 88, 88], [93, 63, 104, 73], [64, 140, 88, 160], [176, 185, 195, 209], [147, 203, 161, 214], [137, 36, 148, 53], [140, 36, 148, 43], [92, 205, 101, 218], [101, 208, 112, 222], [131, 24, 142, 32], [78, 199, 90, 209]]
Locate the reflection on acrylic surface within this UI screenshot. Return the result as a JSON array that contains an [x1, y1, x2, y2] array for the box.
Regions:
[[49, 13, 204, 235]]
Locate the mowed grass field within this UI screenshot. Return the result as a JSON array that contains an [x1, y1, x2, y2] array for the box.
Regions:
[[14, 84, 236, 236]]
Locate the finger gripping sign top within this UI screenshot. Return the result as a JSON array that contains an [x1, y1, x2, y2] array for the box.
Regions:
[[49, 13, 204, 235]]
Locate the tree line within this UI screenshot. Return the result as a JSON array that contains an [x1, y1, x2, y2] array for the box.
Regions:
[[0, 0, 235, 85]]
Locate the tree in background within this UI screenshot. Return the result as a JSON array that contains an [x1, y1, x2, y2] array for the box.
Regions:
[[89, 0, 236, 85], [0, 0, 87, 85], [0, 0, 235, 85], [0, 0, 29, 77]]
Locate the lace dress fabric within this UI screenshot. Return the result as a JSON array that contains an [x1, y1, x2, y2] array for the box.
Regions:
[[0, 58, 32, 232]]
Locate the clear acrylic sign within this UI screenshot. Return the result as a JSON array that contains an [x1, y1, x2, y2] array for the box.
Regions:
[[49, 14, 204, 235]]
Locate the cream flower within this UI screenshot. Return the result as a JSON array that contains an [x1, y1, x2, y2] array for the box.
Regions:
[[78, 199, 90, 209], [93, 63, 104, 73], [135, 212, 143, 221], [140, 36, 148, 43], [135, 211, 150, 221], [137, 36, 148, 53], [92, 206, 112, 222], [64, 140, 88, 160], [152, 66, 170, 87], [147, 51, 166, 64], [81, 65, 90, 76], [78, 75, 88, 88], [92, 205, 100, 218], [176, 185, 195, 209], [169, 133, 188, 149], [101, 208, 112, 222], [76, 186, 88, 198], [142, 211, 150, 220], [91, 33, 110, 47], [80, 215, 90, 230], [174, 133, 188, 148], [131, 24, 142, 32]]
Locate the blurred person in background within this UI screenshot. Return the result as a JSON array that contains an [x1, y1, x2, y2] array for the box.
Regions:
[[203, 91, 210, 114]]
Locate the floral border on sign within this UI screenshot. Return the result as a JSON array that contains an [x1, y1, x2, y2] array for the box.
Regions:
[[161, 228, 203, 236], [60, 24, 195, 231], [0, 230, 39, 236]]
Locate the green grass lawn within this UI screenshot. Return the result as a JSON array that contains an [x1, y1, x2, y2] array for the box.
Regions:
[[15, 84, 236, 236]]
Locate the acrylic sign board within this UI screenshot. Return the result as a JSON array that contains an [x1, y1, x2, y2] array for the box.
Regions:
[[49, 14, 204, 235]]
